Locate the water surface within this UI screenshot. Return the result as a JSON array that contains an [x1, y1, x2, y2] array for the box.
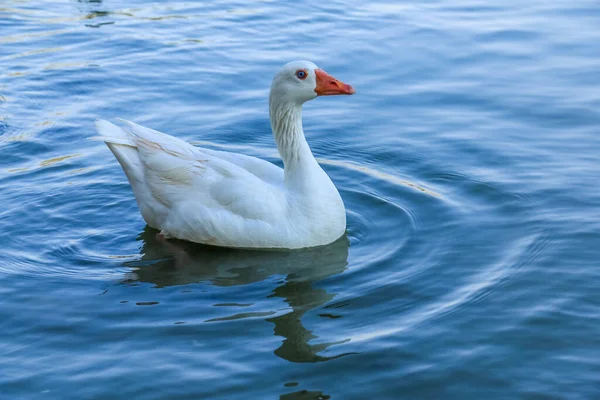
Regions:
[[2, 0, 600, 398]]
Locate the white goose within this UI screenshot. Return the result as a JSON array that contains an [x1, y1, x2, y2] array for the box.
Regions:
[[96, 60, 355, 249]]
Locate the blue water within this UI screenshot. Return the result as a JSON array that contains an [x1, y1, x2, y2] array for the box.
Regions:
[[2, 0, 600, 398]]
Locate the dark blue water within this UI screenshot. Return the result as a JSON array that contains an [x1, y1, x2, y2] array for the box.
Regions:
[[2, 0, 600, 398]]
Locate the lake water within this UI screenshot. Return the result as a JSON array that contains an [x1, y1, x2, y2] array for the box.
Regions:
[[2, 0, 600, 398]]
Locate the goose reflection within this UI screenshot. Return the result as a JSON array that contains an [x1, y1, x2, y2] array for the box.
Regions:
[[124, 227, 353, 363]]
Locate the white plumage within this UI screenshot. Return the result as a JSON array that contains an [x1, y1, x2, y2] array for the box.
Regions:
[[95, 61, 355, 249]]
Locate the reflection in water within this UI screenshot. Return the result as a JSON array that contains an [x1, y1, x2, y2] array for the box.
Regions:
[[124, 227, 354, 363], [280, 389, 331, 400]]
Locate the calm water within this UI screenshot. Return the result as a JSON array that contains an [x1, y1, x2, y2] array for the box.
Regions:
[[2, 0, 600, 398]]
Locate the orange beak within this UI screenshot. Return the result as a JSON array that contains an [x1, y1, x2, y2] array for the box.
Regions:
[[314, 69, 355, 96]]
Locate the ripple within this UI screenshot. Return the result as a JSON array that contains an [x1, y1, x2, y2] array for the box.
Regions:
[[205, 311, 277, 323], [319, 157, 440, 198], [0, 29, 73, 44], [0, 47, 64, 61]]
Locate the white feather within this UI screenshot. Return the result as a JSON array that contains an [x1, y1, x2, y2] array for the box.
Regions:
[[95, 61, 350, 249]]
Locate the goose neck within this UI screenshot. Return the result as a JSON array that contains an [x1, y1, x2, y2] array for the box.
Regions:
[[269, 99, 318, 178]]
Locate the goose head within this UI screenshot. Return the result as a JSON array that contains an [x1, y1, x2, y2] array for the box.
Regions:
[[270, 60, 355, 106]]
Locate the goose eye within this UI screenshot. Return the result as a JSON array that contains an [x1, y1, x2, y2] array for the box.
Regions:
[[296, 70, 307, 80]]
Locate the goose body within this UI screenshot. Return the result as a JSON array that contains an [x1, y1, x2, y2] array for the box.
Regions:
[[96, 61, 355, 249]]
